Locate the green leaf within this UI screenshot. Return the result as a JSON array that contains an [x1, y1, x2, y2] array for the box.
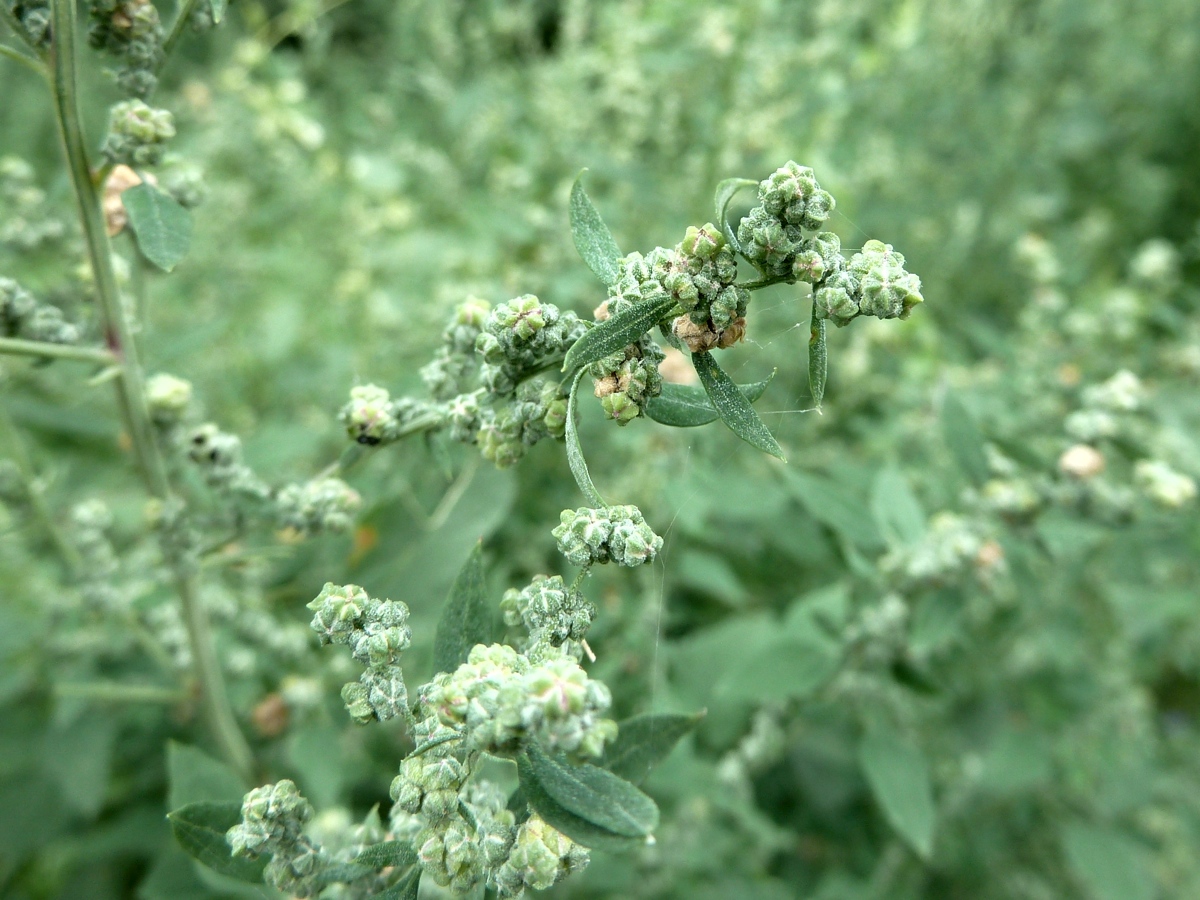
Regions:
[[562, 295, 677, 373], [717, 632, 840, 703], [210, 0, 227, 23], [808, 315, 827, 410], [167, 741, 244, 811], [371, 869, 421, 900], [859, 728, 936, 860], [519, 742, 658, 848], [1062, 824, 1154, 900], [600, 712, 704, 784], [691, 351, 785, 460], [565, 369, 606, 507], [713, 177, 758, 252], [569, 171, 622, 287], [870, 466, 926, 547], [167, 802, 265, 883], [783, 468, 885, 551], [353, 840, 418, 870], [123, 183, 193, 272], [644, 372, 775, 427], [941, 393, 989, 485], [432, 542, 491, 674]]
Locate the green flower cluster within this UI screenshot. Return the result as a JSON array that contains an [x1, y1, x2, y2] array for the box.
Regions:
[[604, 248, 674, 316], [1, 156, 66, 250], [101, 100, 176, 167], [813, 239, 924, 327], [339, 384, 443, 446], [664, 223, 750, 340], [70, 499, 121, 611], [476, 379, 568, 467], [0, 277, 80, 345], [552, 505, 663, 567], [589, 340, 664, 425], [422, 297, 490, 399], [308, 583, 412, 724], [5, 0, 50, 48], [420, 643, 618, 759], [492, 815, 590, 898], [145, 373, 192, 428], [275, 477, 361, 536], [501, 574, 595, 648], [187, 424, 270, 500], [738, 161, 837, 276], [475, 295, 587, 395], [87, 0, 164, 98], [227, 780, 329, 898]]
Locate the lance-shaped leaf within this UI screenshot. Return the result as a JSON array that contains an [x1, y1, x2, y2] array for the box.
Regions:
[[942, 393, 989, 485], [432, 542, 491, 674], [518, 742, 658, 849], [352, 841, 418, 870], [562, 295, 677, 374], [210, 0, 227, 23], [565, 369, 606, 507], [167, 801, 265, 883], [692, 351, 785, 460], [714, 177, 758, 253], [123, 183, 192, 272], [860, 727, 937, 860], [808, 315, 827, 410], [645, 372, 774, 428], [599, 712, 704, 784], [570, 171, 622, 288]]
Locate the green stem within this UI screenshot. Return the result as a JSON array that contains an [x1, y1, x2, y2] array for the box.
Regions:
[[160, 0, 202, 65], [0, 40, 46, 76], [0, 335, 117, 365], [55, 680, 188, 705], [739, 273, 797, 291], [0, 2, 39, 56], [49, 0, 254, 785]]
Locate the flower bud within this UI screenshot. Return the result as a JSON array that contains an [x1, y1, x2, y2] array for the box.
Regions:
[[102, 99, 175, 167]]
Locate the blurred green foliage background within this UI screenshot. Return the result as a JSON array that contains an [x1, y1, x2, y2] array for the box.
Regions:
[[3, 0, 1200, 897]]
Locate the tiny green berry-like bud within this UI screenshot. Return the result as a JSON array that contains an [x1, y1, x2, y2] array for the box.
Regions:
[[846, 240, 923, 320], [102, 100, 175, 167], [601, 391, 640, 425], [145, 373, 192, 425], [501, 574, 596, 646], [340, 384, 397, 444], [307, 582, 369, 644], [680, 223, 725, 260], [552, 505, 662, 567]]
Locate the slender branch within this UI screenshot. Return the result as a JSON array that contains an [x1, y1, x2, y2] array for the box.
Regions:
[[0, 2, 39, 56], [739, 273, 797, 291], [0, 40, 46, 76], [160, 0, 202, 64], [54, 680, 188, 705], [49, 0, 254, 785], [0, 335, 117, 365]]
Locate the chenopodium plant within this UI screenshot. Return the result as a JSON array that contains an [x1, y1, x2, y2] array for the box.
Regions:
[[194, 164, 925, 898]]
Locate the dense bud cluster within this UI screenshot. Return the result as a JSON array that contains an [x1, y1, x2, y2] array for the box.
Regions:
[[308, 583, 412, 723], [1134, 460, 1197, 508], [101, 100, 176, 167], [5, 0, 50, 48], [187, 423, 271, 501], [87, 0, 165, 97], [476, 379, 566, 467], [501, 574, 595, 647], [422, 298, 491, 399], [738, 162, 836, 276], [552, 505, 663, 567], [275, 477, 361, 536], [589, 340, 664, 424], [0, 278, 79, 345], [420, 643, 617, 758], [492, 815, 590, 898], [476, 295, 586, 395], [70, 499, 121, 610], [1065, 370, 1144, 443], [883, 512, 987, 587], [814, 240, 924, 326], [227, 780, 329, 898], [1, 157, 66, 250], [145, 373, 193, 426], [663, 224, 749, 337], [339, 384, 442, 445]]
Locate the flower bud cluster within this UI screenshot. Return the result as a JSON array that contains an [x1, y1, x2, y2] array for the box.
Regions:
[[882, 512, 986, 587], [813, 239, 924, 327], [308, 583, 413, 724], [501, 574, 595, 648], [476, 379, 567, 467], [1064, 370, 1144, 443], [70, 499, 121, 611], [589, 340, 664, 425], [0, 278, 80, 345], [604, 248, 675, 316], [145, 373, 192, 428], [658, 224, 751, 349], [101, 100, 176, 167], [420, 643, 618, 759], [339, 384, 443, 446], [1133, 460, 1197, 509], [737, 161, 837, 276], [227, 780, 329, 898], [552, 505, 663, 567], [476, 295, 587, 396], [6, 0, 50, 48], [492, 815, 590, 898], [187, 424, 272, 504], [275, 477, 361, 536], [87, 0, 164, 98], [422, 298, 491, 399], [1, 157, 66, 250]]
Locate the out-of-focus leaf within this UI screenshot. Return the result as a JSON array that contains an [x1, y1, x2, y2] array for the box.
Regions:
[[370, 869, 421, 900], [713, 177, 758, 251], [717, 631, 840, 703], [941, 393, 989, 485], [784, 469, 885, 551], [433, 542, 491, 674], [123, 183, 193, 272], [562, 296, 677, 373], [600, 712, 704, 784], [644, 372, 774, 427], [167, 741, 243, 811], [870, 465, 926, 546], [1062, 824, 1154, 900], [167, 802, 264, 883], [692, 351, 785, 460], [570, 171, 622, 287], [859, 727, 936, 860]]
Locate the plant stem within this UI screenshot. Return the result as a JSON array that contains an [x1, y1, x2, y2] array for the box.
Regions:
[[49, 0, 254, 785], [161, 0, 202, 63], [0, 2, 39, 56], [55, 680, 188, 705], [0, 335, 117, 365], [0, 40, 46, 77]]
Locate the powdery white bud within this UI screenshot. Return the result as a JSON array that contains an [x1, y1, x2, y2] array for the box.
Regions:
[[1059, 444, 1105, 479], [145, 373, 192, 425], [493, 816, 589, 897], [1082, 370, 1144, 413], [276, 477, 361, 536]]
